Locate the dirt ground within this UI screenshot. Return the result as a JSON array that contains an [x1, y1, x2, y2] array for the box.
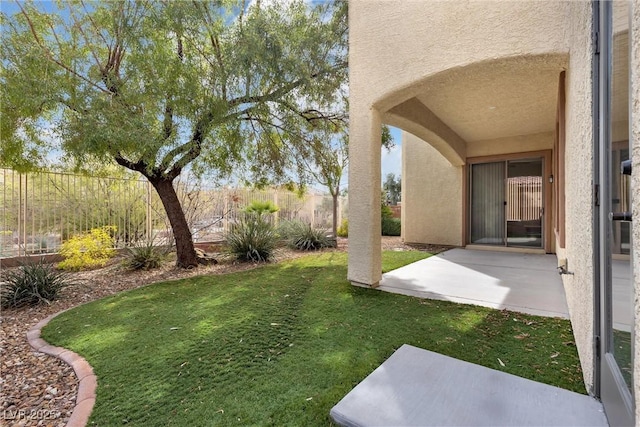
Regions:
[[0, 237, 452, 426]]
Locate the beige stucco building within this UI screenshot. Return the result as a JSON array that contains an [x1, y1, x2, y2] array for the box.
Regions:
[[348, 1, 639, 424]]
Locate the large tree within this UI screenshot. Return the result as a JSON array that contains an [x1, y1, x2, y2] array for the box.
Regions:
[[1, 0, 347, 267], [302, 124, 393, 237]]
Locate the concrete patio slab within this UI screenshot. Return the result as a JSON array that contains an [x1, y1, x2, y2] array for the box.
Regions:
[[330, 344, 607, 427], [379, 248, 569, 318]]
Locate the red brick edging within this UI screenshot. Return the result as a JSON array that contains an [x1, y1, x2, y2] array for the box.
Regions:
[[27, 311, 97, 427]]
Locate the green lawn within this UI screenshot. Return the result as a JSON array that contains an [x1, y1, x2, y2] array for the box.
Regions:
[[42, 251, 584, 426]]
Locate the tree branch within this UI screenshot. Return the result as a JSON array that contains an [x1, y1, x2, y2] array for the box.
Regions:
[[227, 62, 346, 108], [80, 0, 109, 46], [166, 141, 202, 180], [114, 152, 149, 175], [68, 7, 104, 72], [17, 3, 111, 94], [193, 1, 227, 99]]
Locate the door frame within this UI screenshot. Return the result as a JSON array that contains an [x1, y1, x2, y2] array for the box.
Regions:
[[465, 150, 553, 253], [593, 0, 634, 425]]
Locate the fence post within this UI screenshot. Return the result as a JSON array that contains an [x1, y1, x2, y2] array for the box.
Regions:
[[18, 173, 23, 256], [273, 190, 279, 226], [22, 173, 28, 256], [146, 179, 152, 242], [310, 193, 316, 226], [226, 189, 231, 234]]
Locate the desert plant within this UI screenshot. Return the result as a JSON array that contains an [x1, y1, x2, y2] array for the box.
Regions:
[[225, 215, 277, 262], [58, 226, 117, 271], [281, 221, 332, 251], [1, 260, 75, 308], [123, 241, 171, 271], [382, 217, 401, 236], [244, 200, 279, 216], [336, 218, 348, 237]]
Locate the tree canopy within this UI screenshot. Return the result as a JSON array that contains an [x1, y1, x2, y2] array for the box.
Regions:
[[1, 0, 348, 267], [383, 172, 401, 206], [299, 123, 393, 236]]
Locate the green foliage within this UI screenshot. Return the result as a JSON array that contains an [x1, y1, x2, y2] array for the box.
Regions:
[[381, 203, 394, 219], [300, 123, 393, 238], [1, 260, 74, 308], [58, 227, 116, 271], [381, 202, 401, 236], [3, 0, 347, 267], [337, 218, 349, 237], [382, 217, 402, 236], [278, 221, 332, 251], [123, 242, 171, 271], [383, 173, 402, 205], [2, 1, 347, 183], [225, 215, 277, 262], [41, 251, 585, 426], [244, 200, 279, 216]]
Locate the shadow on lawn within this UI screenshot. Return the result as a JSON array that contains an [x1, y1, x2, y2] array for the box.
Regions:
[[42, 254, 584, 426]]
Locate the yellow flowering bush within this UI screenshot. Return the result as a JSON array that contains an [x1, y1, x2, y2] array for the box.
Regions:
[[58, 226, 117, 270]]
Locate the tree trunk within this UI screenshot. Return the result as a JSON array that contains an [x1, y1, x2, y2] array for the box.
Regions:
[[150, 177, 199, 268], [331, 187, 339, 238]]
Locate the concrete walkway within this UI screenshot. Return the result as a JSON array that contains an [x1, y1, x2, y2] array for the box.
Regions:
[[379, 248, 569, 318], [331, 345, 608, 426], [330, 249, 608, 427]]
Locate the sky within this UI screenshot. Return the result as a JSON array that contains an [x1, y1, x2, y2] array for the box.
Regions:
[[1, 0, 403, 190], [382, 126, 402, 181]]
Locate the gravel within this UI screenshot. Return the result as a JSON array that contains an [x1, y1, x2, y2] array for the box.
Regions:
[[0, 237, 450, 426]]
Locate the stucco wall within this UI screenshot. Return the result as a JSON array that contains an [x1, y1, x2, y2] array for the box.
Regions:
[[349, 0, 573, 288], [559, 0, 595, 393], [349, 0, 570, 112], [467, 132, 554, 158], [347, 106, 382, 286], [631, 0, 640, 419], [402, 132, 463, 246]]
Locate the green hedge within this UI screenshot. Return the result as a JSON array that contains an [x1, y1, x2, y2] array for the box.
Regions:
[[382, 217, 401, 236]]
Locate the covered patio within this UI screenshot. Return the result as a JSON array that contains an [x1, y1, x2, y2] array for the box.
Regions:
[[379, 248, 570, 318], [331, 248, 607, 426]]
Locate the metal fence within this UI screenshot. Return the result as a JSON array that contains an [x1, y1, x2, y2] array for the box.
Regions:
[[0, 169, 346, 258], [506, 176, 542, 221]]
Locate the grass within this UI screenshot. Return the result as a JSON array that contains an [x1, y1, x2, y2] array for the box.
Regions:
[[42, 251, 584, 426]]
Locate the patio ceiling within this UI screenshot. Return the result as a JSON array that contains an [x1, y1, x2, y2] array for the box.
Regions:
[[413, 66, 560, 143], [383, 54, 568, 153]]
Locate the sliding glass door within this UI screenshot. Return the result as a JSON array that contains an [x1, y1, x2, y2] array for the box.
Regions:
[[506, 159, 543, 247], [470, 158, 543, 249], [470, 162, 505, 245]]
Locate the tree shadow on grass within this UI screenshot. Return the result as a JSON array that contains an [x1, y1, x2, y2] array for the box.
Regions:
[[42, 254, 583, 426]]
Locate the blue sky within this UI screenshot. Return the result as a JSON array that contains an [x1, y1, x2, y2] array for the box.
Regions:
[[1, 1, 402, 189], [382, 126, 402, 181]]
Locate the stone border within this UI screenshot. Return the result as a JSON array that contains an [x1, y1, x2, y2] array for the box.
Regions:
[[27, 311, 97, 427]]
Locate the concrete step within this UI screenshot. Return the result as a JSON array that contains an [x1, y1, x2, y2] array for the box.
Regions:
[[331, 345, 607, 427]]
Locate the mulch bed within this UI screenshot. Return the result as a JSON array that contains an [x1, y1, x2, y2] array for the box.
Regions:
[[0, 237, 451, 426]]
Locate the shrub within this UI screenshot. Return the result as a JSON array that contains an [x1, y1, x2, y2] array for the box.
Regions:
[[244, 200, 279, 216], [123, 241, 171, 270], [280, 221, 332, 251], [58, 226, 117, 271], [382, 217, 401, 236], [380, 202, 401, 236], [381, 203, 394, 219], [1, 260, 75, 308], [226, 215, 277, 262], [336, 219, 348, 237]]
